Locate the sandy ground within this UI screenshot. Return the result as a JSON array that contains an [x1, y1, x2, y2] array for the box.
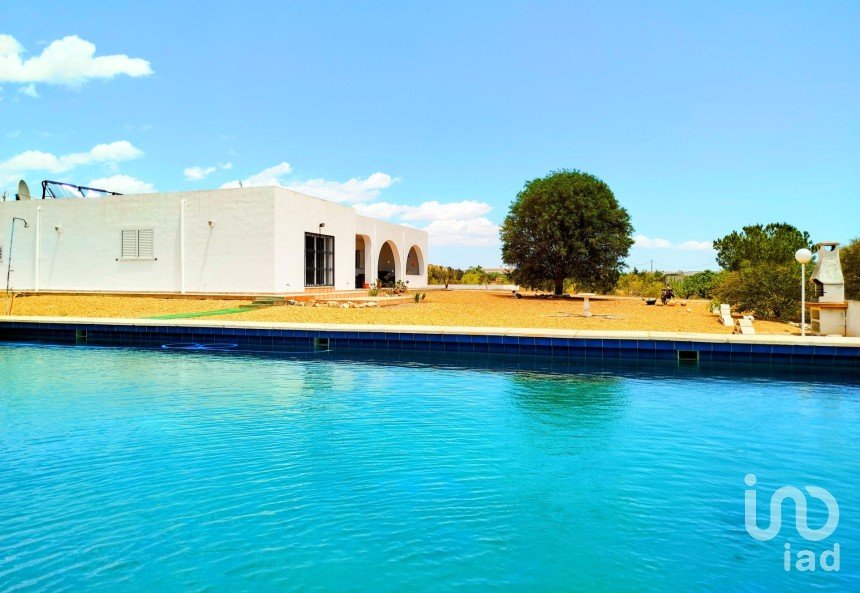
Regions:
[[3, 294, 252, 319], [3, 290, 798, 335]]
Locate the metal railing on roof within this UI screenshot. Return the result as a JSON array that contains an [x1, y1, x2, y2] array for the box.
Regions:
[[41, 180, 122, 199]]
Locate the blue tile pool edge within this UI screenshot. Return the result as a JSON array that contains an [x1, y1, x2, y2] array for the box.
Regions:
[[1, 320, 858, 368]]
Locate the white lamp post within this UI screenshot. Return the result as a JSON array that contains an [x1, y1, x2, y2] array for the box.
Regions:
[[795, 248, 812, 337]]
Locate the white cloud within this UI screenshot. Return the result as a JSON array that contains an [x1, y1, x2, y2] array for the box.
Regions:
[[87, 141, 142, 162], [353, 201, 412, 219], [5, 130, 21, 139], [678, 240, 713, 251], [0, 34, 152, 91], [635, 234, 713, 251], [634, 234, 672, 248], [88, 174, 154, 194], [354, 199, 492, 222], [221, 161, 293, 188], [18, 83, 38, 98], [355, 199, 499, 247], [402, 200, 491, 221], [184, 162, 232, 180], [184, 165, 216, 180], [0, 140, 143, 180], [221, 163, 397, 203], [424, 218, 501, 247], [246, 162, 293, 186], [287, 172, 396, 203]]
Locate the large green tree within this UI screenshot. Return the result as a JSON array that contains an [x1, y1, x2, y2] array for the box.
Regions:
[[713, 223, 811, 271], [500, 169, 633, 295]]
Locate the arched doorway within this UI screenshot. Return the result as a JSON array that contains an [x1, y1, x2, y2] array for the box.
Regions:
[[406, 245, 423, 275], [377, 241, 400, 287], [355, 235, 372, 288]]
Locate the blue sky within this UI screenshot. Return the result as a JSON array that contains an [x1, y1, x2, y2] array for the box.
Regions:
[[1, 1, 858, 270]]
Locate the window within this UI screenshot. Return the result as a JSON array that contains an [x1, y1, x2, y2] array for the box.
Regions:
[[305, 232, 334, 286], [121, 229, 154, 259]]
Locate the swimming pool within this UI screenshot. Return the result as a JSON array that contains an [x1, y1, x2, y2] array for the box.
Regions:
[[1, 344, 858, 592]]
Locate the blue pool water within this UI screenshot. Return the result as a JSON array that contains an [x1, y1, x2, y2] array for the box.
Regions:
[[1, 344, 858, 592]]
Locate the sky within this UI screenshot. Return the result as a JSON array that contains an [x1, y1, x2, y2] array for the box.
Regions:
[[1, 0, 857, 270]]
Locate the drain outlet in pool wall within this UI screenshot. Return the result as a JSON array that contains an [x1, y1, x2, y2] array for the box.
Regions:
[[678, 350, 699, 362], [314, 338, 330, 349], [75, 330, 87, 345]]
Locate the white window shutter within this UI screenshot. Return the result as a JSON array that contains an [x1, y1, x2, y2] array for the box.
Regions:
[[121, 229, 154, 259], [137, 229, 154, 258], [121, 230, 138, 259]]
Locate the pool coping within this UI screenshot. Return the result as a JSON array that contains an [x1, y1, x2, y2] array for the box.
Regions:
[[1, 316, 858, 366], [1, 315, 859, 344]]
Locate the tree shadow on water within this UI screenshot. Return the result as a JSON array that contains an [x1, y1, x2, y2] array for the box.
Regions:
[[509, 371, 628, 426]]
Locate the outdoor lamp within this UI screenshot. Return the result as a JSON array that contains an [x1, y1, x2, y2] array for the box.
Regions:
[[795, 248, 813, 337], [5, 217, 29, 296]]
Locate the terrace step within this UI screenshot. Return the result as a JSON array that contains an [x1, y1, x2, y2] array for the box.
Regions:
[[250, 296, 284, 306], [284, 290, 371, 301], [315, 295, 412, 307]]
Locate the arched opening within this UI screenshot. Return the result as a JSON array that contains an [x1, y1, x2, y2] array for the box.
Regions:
[[355, 235, 372, 288], [406, 245, 423, 276], [377, 241, 400, 287]]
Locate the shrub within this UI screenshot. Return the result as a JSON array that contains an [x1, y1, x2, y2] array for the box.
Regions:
[[711, 264, 808, 320], [461, 266, 489, 285], [428, 265, 464, 286], [673, 270, 717, 299], [841, 238, 860, 301], [711, 222, 813, 320], [615, 271, 666, 298]]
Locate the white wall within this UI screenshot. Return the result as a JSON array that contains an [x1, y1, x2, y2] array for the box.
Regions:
[[0, 187, 278, 293], [0, 186, 428, 294], [848, 301, 860, 338], [179, 188, 277, 293], [273, 187, 357, 292]]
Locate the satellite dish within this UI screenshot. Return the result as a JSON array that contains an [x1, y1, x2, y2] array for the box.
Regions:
[[17, 180, 32, 201]]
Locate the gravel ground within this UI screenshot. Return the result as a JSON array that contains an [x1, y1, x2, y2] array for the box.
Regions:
[[4, 294, 252, 318], [3, 290, 797, 335]]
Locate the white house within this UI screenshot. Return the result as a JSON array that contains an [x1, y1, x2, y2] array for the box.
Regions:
[[0, 185, 428, 294]]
